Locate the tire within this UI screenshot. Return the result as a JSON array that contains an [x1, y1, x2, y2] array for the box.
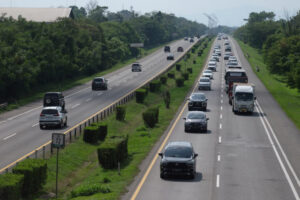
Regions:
[[60, 120, 64, 129], [190, 173, 195, 179], [64, 118, 67, 127], [40, 125, 44, 129], [160, 172, 165, 179], [185, 127, 189, 133]]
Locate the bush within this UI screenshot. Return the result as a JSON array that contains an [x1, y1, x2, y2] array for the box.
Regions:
[[149, 80, 161, 92], [176, 64, 181, 71], [97, 135, 128, 169], [136, 126, 147, 132], [160, 76, 167, 85], [0, 173, 23, 200], [163, 90, 171, 109], [116, 105, 126, 121], [135, 89, 147, 103], [191, 48, 195, 53], [182, 72, 189, 80], [193, 60, 196, 64], [12, 159, 47, 198], [186, 53, 191, 58], [98, 123, 108, 141], [187, 67, 193, 73], [176, 77, 185, 87], [143, 107, 159, 128], [71, 183, 111, 197], [167, 72, 175, 79], [83, 126, 99, 144]]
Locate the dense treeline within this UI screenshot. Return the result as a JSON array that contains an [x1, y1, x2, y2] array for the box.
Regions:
[[0, 6, 207, 103], [234, 11, 300, 91]]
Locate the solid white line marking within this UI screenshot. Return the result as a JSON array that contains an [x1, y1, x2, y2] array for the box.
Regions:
[[217, 155, 221, 162], [3, 133, 16, 140], [85, 98, 92, 102], [256, 102, 300, 199], [7, 106, 42, 121], [256, 101, 300, 188], [32, 123, 39, 127], [220, 114, 223, 119], [220, 123, 222, 129], [216, 174, 220, 188], [71, 103, 80, 109], [218, 136, 222, 143]]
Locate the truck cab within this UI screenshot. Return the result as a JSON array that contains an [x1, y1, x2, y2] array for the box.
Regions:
[[232, 83, 256, 114]]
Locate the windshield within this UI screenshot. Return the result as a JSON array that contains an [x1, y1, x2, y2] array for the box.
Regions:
[[187, 112, 205, 119], [235, 92, 253, 101], [164, 146, 193, 158], [191, 93, 206, 100]]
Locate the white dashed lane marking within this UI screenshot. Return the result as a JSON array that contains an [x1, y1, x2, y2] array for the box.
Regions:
[[3, 133, 17, 140], [71, 104, 80, 109]]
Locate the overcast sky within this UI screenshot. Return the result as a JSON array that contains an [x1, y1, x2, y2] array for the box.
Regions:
[[0, 0, 299, 27]]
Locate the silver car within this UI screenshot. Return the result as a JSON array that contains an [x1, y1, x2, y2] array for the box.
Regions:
[[198, 77, 211, 90], [39, 106, 67, 129], [203, 69, 213, 79]]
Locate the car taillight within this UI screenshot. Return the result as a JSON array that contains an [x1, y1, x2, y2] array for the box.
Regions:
[[54, 112, 59, 116], [40, 113, 44, 116]]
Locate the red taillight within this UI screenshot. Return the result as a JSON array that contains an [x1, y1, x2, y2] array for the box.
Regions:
[[54, 112, 59, 116], [40, 113, 44, 116]]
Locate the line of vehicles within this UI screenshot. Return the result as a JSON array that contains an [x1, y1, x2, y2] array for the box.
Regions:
[[159, 34, 258, 180]]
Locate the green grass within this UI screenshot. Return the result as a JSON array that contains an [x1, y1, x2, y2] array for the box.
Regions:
[[237, 40, 300, 129], [37, 38, 213, 200], [0, 42, 170, 113]]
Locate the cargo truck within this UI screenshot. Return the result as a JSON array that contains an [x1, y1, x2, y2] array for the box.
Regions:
[[232, 83, 256, 114]]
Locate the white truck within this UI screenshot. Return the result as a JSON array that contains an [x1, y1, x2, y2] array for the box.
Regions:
[[232, 83, 256, 114]]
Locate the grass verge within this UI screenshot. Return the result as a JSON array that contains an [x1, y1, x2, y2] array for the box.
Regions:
[[237, 40, 300, 129], [38, 37, 213, 200]]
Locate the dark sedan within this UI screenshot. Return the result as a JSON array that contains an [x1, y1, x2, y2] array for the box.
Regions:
[[187, 92, 207, 111], [159, 141, 198, 179], [184, 111, 209, 132]]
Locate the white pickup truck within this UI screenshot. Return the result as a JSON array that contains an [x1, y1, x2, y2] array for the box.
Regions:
[[232, 83, 256, 114]]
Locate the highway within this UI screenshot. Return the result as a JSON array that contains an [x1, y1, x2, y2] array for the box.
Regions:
[[0, 38, 199, 171], [124, 37, 300, 200]]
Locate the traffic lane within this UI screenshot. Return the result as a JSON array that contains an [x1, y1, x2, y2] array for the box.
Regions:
[[215, 39, 297, 200], [230, 38, 300, 180], [135, 41, 222, 200], [0, 39, 200, 170], [0, 39, 191, 138]]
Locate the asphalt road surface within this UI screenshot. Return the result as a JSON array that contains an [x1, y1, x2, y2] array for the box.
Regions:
[[125, 37, 300, 200], [0, 38, 199, 171]]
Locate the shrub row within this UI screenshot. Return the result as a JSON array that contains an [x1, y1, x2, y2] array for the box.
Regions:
[[97, 135, 128, 169], [160, 76, 168, 85], [142, 107, 159, 128], [149, 80, 161, 93], [116, 105, 126, 121], [176, 77, 185, 87], [0, 173, 23, 200], [136, 88, 147, 103]]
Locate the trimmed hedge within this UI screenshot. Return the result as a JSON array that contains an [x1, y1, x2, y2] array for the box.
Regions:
[[176, 64, 181, 71], [187, 67, 193, 73], [149, 80, 161, 92], [97, 135, 128, 169], [90, 123, 108, 141], [163, 90, 171, 109], [160, 76, 167, 85], [136, 89, 147, 103], [116, 105, 126, 121], [12, 159, 47, 198], [83, 126, 99, 144], [176, 77, 185, 87], [193, 60, 196, 64], [167, 72, 175, 79], [186, 53, 191, 58], [0, 173, 23, 200], [182, 72, 189, 80], [142, 107, 159, 128]]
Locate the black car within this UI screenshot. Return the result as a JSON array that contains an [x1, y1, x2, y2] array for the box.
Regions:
[[164, 46, 171, 52], [225, 45, 232, 52], [166, 54, 174, 60], [159, 141, 198, 179], [177, 46, 184, 52], [92, 77, 108, 90], [187, 92, 207, 111], [43, 92, 65, 110], [184, 111, 209, 132], [190, 38, 194, 42]]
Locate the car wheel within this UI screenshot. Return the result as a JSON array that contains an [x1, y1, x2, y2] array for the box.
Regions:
[[184, 127, 188, 133], [160, 172, 165, 179], [60, 120, 64, 128], [64, 118, 67, 127], [190, 173, 195, 179]]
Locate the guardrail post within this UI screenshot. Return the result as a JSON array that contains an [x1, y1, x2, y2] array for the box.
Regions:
[[74, 128, 77, 138], [35, 150, 38, 159], [69, 131, 72, 142], [43, 146, 46, 159], [5, 168, 8, 173], [51, 143, 53, 154], [79, 125, 82, 135]]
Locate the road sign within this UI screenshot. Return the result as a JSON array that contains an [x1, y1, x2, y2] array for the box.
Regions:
[[52, 133, 65, 148], [130, 43, 144, 48]]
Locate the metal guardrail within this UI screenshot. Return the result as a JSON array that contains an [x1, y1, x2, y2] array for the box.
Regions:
[[0, 37, 205, 174]]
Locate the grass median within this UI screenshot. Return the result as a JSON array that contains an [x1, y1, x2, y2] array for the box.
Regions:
[[237, 40, 300, 129], [39, 38, 213, 200]]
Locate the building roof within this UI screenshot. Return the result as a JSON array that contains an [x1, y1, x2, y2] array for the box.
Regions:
[[0, 8, 74, 22]]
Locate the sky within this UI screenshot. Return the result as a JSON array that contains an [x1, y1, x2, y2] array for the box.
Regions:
[[0, 0, 299, 27]]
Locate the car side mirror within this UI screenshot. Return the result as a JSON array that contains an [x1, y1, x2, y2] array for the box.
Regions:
[[187, 97, 190, 101], [183, 117, 186, 120], [158, 153, 163, 157], [254, 97, 257, 100], [194, 153, 198, 158]]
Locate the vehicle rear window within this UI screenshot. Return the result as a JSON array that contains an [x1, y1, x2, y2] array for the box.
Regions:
[[200, 78, 210, 82], [45, 94, 58, 98], [94, 79, 104, 83], [164, 146, 193, 158], [41, 109, 58, 114]]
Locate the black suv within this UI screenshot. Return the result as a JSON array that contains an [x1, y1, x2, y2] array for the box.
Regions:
[[187, 92, 207, 111], [43, 92, 65, 110], [164, 46, 171, 52], [159, 141, 198, 179], [92, 77, 108, 90]]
